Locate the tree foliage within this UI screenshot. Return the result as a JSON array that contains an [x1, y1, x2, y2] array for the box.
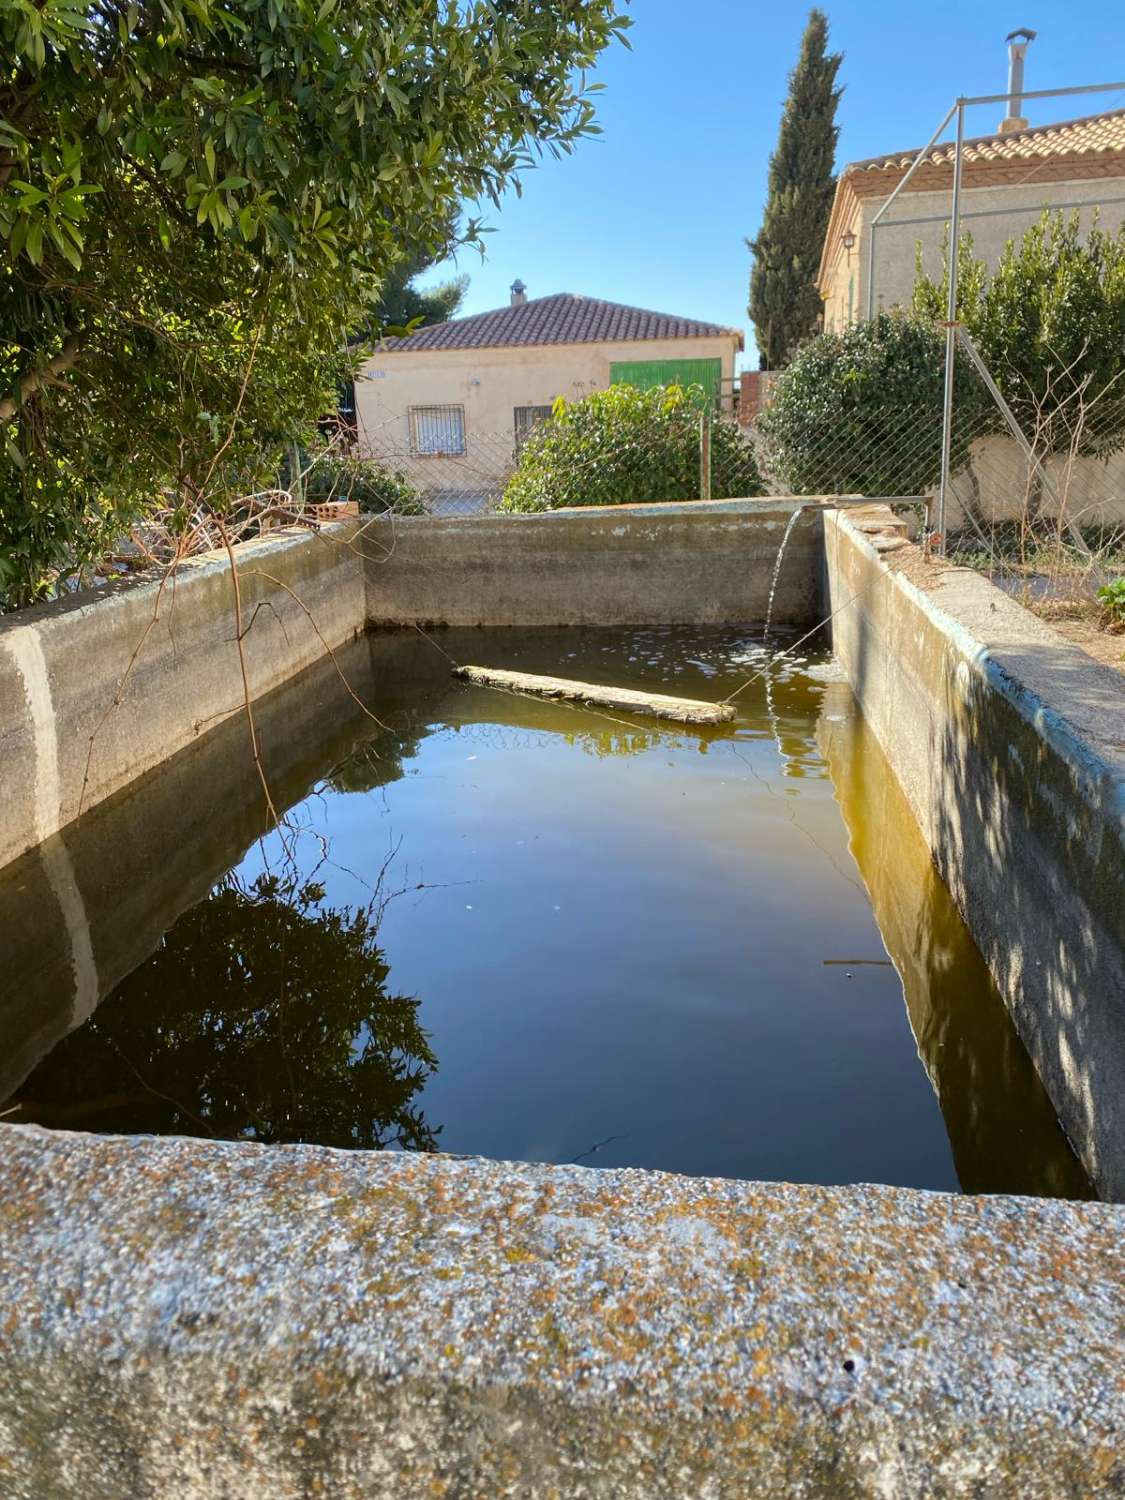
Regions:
[[370, 248, 468, 333], [15, 870, 441, 1150], [756, 312, 989, 496], [913, 212, 1125, 455], [500, 383, 764, 512], [748, 8, 842, 371], [0, 0, 629, 607]]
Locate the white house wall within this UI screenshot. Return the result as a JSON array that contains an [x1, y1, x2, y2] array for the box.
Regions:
[[860, 178, 1125, 320], [354, 335, 739, 487]]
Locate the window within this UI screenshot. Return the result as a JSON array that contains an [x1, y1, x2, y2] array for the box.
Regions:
[[409, 405, 465, 455], [514, 405, 553, 449]]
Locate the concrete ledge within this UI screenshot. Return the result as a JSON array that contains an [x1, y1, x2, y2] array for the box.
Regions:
[[363, 498, 827, 628], [0, 1126, 1122, 1500], [0, 524, 366, 869], [825, 509, 1125, 1199]]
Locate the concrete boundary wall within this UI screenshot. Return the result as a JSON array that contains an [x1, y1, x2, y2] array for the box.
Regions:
[[0, 1127, 1122, 1500], [824, 508, 1125, 1200], [0, 523, 366, 871], [363, 498, 827, 628]]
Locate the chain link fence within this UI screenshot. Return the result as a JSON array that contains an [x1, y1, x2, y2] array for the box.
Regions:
[[748, 336, 1125, 615], [306, 399, 767, 518], [301, 369, 1123, 633]]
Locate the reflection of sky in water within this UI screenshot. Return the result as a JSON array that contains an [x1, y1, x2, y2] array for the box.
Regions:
[[227, 626, 959, 1187], [6, 626, 1090, 1198]]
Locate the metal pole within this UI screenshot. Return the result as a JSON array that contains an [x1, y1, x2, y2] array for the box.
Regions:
[[699, 411, 712, 501], [936, 101, 965, 555], [866, 101, 958, 319], [959, 78, 1125, 106], [865, 224, 878, 323], [860, 192, 1125, 234]]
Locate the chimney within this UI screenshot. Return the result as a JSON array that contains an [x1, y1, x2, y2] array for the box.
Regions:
[[999, 28, 1036, 134], [510, 278, 528, 307]]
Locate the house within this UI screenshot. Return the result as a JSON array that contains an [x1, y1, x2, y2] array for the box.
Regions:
[[818, 107, 1125, 332], [353, 285, 743, 496]]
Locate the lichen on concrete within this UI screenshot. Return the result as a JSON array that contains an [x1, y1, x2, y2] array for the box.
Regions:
[[0, 1125, 1122, 1498]]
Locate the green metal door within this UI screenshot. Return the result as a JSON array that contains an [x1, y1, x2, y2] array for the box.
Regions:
[[609, 357, 723, 405]]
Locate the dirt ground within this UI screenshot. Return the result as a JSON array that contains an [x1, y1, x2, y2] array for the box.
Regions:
[[1031, 601, 1125, 676], [876, 533, 1125, 678]]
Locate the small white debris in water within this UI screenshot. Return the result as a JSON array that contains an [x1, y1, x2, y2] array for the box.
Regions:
[[467, 755, 477, 761], [466, 905, 474, 911]]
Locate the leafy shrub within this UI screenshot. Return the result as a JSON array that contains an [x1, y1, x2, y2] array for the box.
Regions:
[[756, 312, 992, 496], [500, 383, 764, 513], [1097, 577, 1125, 630], [914, 214, 1125, 458], [306, 454, 425, 516]]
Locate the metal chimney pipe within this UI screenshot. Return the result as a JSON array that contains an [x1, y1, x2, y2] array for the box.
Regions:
[[1000, 28, 1037, 133]]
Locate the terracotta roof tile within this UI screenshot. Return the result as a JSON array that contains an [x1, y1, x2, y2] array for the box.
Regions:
[[847, 106, 1125, 177], [379, 293, 741, 352]]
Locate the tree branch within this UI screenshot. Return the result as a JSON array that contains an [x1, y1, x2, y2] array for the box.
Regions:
[[0, 336, 82, 424]]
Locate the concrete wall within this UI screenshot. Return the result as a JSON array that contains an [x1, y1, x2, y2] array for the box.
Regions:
[[1, 1126, 1122, 1500], [364, 498, 825, 629], [938, 432, 1125, 529], [0, 523, 367, 871], [356, 334, 740, 485], [816, 683, 1093, 1200], [825, 507, 1125, 1199]]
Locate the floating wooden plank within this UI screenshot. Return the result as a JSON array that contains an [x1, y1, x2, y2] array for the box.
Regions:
[[452, 665, 735, 724]]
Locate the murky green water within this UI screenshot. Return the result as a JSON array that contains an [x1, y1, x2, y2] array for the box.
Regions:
[[0, 626, 1091, 1196]]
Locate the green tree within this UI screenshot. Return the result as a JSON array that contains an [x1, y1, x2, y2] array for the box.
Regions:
[[748, 9, 843, 370], [499, 383, 764, 512], [13, 871, 441, 1150], [0, 0, 630, 608], [756, 312, 989, 495], [913, 212, 1125, 457], [372, 252, 469, 332]]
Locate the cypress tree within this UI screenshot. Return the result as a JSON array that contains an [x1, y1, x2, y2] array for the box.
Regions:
[[748, 10, 843, 369]]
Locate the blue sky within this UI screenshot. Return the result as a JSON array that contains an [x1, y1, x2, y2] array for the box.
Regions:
[[427, 0, 1125, 368]]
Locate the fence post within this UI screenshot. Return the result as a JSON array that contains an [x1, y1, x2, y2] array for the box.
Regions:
[[699, 411, 712, 501], [288, 441, 306, 507], [936, 99, 966, 556]]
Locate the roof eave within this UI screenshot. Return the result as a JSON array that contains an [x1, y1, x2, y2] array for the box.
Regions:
[[369, 327, 745, 356]]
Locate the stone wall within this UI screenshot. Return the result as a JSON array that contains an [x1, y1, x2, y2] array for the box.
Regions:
[[825, 507, 1125, 1199]]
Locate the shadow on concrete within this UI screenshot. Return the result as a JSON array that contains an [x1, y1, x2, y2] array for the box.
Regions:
[[926, 637, 1125, 1200]]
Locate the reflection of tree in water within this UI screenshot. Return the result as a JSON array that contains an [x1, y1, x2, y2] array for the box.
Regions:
[[14, 872, 439, 1152], [326, 724, 426, 795]]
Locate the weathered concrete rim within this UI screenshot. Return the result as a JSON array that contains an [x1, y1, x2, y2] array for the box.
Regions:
[[829, 512, 1125, 831], [0, 1124, 1122, 1499], [369, 494, 851, 526], [0, 520, 364, 635], [0, 520, 367, 872]]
